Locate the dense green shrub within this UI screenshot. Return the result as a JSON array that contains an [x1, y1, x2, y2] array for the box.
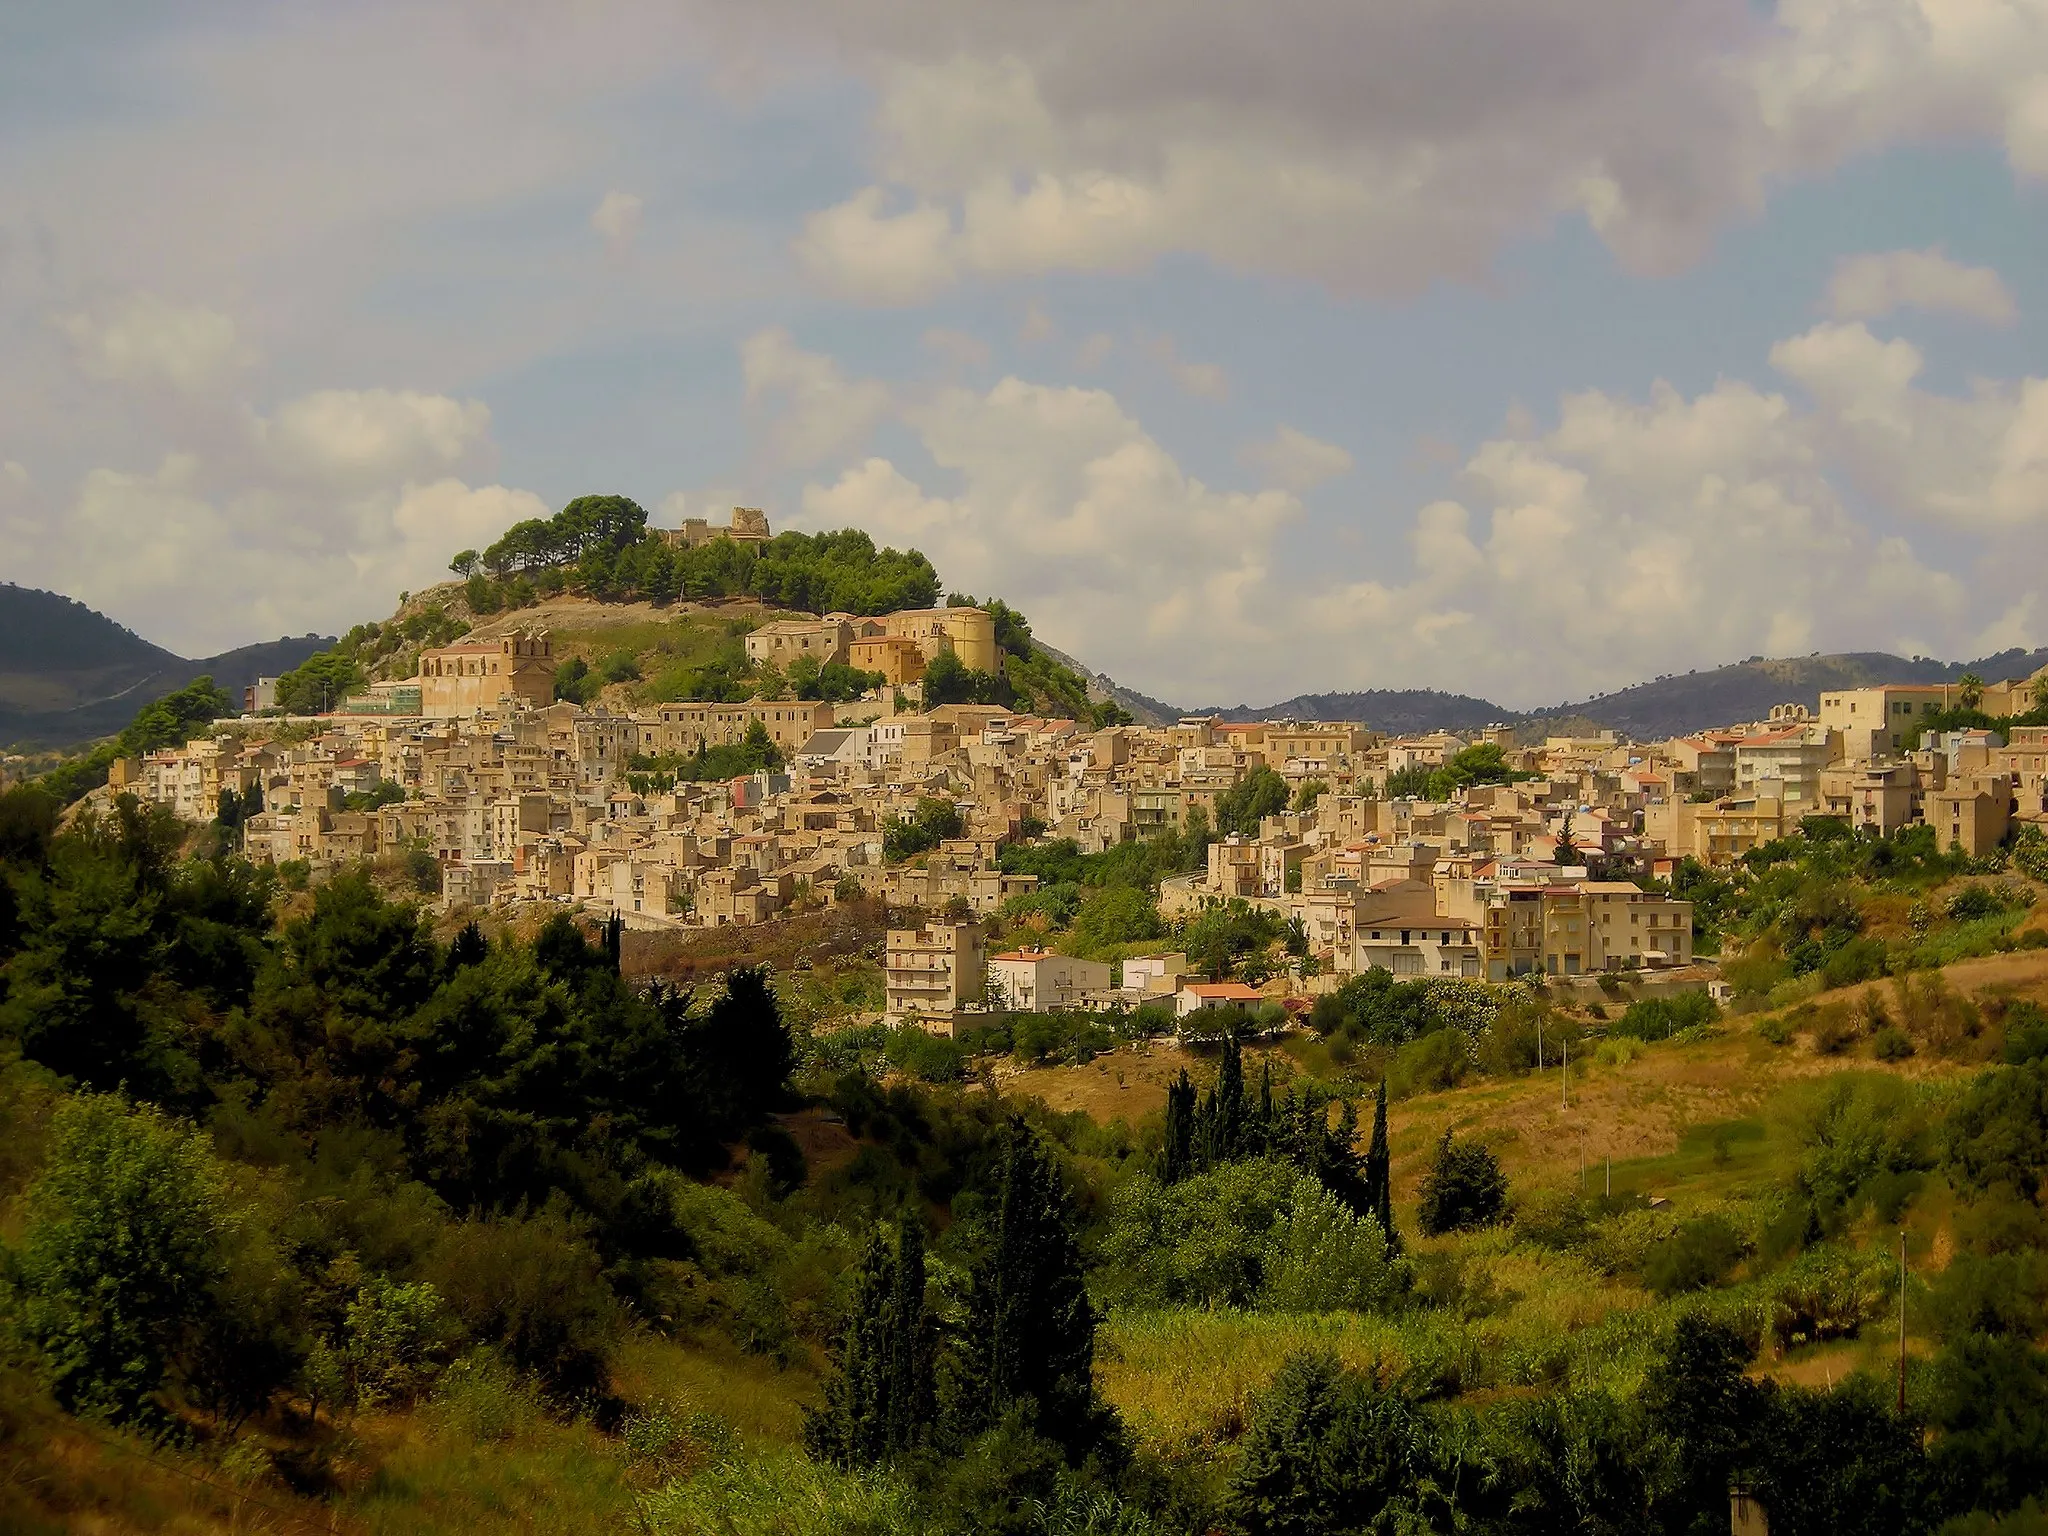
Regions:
[[1416, 1132, 1508, 1236], [1611, 989, 1719, 1041], [1642, 1214, 1745, 1295], [7, 1095, 232, 1420]]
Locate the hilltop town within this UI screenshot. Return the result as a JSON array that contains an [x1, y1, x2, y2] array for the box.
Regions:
[[75, 506, 2048, 1038]]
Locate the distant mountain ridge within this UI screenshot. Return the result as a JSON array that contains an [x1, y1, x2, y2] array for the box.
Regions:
[[1174, 646, 2048, 740], [0, 584, 332, 749]]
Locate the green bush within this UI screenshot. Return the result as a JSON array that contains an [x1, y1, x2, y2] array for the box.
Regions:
[[426, 1207, 622, 1401], [1258, 1177, 1405, 1314], [1946, 1063, 2048, 1198], [1643, 1214, 1745, 1295], [7, 1095, 231, 1421], [1416, 1132, 1508, 1236], [429, 1347, 543, 1443], [1612, 989, 1719, 1041], [1096, 1159, 1297, 1309], [1387, 1028, 1470, 1098], [883, 1025, 970, 1083], [1779, 1074, 1932, 1222]]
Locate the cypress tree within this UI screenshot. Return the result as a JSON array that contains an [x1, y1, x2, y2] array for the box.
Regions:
[[805, 1229, 894, 1465], [447, 919, 489, 971], [880, 1208, 933, 1456], [1205, 1031, 1248, 1167], [1159, 1070, 1196, 1183], [1255, 1059, 1276, 1153], [950, 1121, 1109, 1458], [1365, 1080, 1399, 1252]]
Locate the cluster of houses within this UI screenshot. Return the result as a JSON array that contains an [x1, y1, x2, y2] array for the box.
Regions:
[[103, 624, 2048, 1034]]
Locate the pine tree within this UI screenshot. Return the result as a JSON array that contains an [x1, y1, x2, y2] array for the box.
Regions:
[[950, 1121, 1110, 1458], [1365, 1079, 1399, 1252], [447, 919, 488, 971]]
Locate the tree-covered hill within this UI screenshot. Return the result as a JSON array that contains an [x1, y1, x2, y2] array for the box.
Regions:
[[5, 791, 2048, 1531], [0, 583, 330, 749], [1183, 646, 2048, 739]]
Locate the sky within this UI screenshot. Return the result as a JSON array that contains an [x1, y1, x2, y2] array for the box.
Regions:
[[1, 0, 2045, 710]]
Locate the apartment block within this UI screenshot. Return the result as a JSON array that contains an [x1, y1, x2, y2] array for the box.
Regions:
[[884, 921, 987, 1035]]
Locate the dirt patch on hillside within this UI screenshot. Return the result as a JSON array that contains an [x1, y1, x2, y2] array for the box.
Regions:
[[461, 593, 784, 641]]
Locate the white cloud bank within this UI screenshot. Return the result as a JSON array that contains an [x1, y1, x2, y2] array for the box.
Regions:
[[53, 293, 250, 394], [4, 359, 541, 655], [780, 0, 2048, 301], [764, 321, 2040, 707]]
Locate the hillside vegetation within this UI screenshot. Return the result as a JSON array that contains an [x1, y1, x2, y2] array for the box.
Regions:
[[5, 789, 2048, 1532]]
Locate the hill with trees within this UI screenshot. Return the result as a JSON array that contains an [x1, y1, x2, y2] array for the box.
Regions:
[[4, 784, 2048, 1530], [0, 583, 330, 749], [1184, 646, 2048, 738]]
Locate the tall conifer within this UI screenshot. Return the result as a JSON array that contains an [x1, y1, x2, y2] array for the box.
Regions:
[[805, 1229, 893, 1465], [1365, 1079, 1399, 1252], [881, 1208, 933, 1455], [949, 1121, 1109, 1459], [1159, 1070, 1196, 1183]]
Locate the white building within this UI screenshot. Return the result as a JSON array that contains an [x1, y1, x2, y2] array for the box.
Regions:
[[987, 948, 1113, 1013]]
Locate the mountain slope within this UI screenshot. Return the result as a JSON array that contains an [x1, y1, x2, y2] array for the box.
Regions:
[[1159, 646, 2048, 739], [1197, 687, 1512, 734], [0, 584, 332, 749], [1524, 647, 2048, 739]]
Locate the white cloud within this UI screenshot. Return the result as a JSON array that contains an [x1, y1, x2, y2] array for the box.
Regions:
[[5, 378, 536, 655], [798, 376, 1299, 689], [1239, 426, 1354, 492], [1771, 321, 2048, 532], [794, 187, 959, 303], [13, 446, 548, 656], [781, 0, 2048, 301], [739, 327, 893, 467], [1825, 248, 2017, 324], [262, 389, 494, 487], [768, 326, 2021, 705], [54, 293, 248, 393], [591, 189, 646, 249]]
